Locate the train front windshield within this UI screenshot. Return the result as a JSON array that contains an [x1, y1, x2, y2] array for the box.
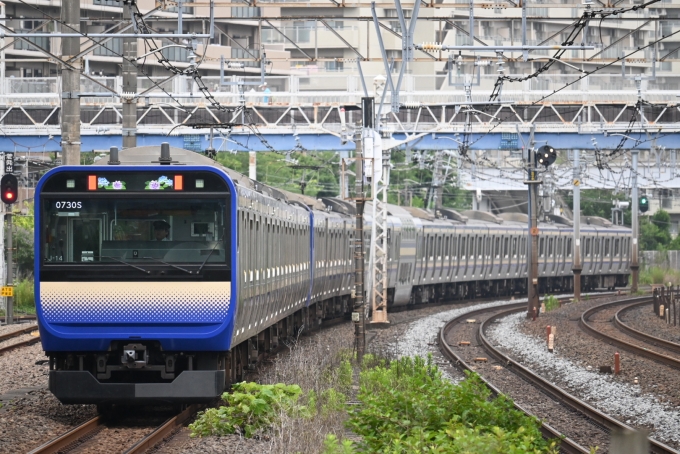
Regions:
[[39, 170, 231, 281]]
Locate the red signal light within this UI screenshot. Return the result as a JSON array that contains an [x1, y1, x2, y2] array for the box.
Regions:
[[0, 174, 18, 204]]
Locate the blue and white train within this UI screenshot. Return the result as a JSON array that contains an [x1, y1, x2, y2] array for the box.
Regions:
[[34, 146, 630, 406]]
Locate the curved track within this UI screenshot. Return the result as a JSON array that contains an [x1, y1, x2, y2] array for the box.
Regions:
[[27, 405, 200, 454], [580, 298, 680, 370], [440, 297, 679, 454]]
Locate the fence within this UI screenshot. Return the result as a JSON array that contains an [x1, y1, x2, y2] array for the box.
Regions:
[[641, 250, 680, 270]]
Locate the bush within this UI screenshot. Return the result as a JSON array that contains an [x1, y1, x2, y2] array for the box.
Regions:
[[346, 355, 557, 453], [14, 279, 35, 314], [189, 382, 309, 438]]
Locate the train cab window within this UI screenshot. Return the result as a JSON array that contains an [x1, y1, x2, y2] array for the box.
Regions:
[[539, 238, 545, 258]]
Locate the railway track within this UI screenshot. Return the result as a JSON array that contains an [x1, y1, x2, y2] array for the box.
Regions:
[[580, 298, 680, 370], [27, 404, 200, 454], [0, 324, 40, 355], [439, 296, 679, 454]]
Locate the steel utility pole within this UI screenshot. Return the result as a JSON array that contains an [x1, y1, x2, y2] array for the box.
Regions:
[[122, 4, 137, 149], [5, 208, 11, 325], [61, 0, 81, 165], [526, 139, 540, 318], [631, 149, 640, 292], [573, 149, 582, 301], [353, 100, 368, 360]]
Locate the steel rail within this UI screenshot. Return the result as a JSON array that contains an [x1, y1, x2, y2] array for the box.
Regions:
[[439, 299, 588, 454], [0, 325, 38, 343], [0, 326, 41, 355], [614, 301, 680, 356], [27, 416, 103, 454], [580, 298, 680, 370], [480, 299, 678, 454], [123, 405, 201, 454]]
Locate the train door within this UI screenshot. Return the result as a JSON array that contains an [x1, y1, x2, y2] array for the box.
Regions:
[[473, 235, 483, 278]]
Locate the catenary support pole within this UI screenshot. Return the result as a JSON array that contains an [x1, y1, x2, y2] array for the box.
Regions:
[[573, 149, 582, 301], [353, 114, 366, 361], [61, 0, 81, 165], [5, 209, 12, 325], [122, 5, 137, 148], [631, 149, 639, 292]]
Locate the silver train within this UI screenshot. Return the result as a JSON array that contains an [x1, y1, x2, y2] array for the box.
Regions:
[[39, 146, 631, 401]]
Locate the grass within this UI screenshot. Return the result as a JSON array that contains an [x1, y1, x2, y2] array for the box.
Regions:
[[640, 266, 680, 286], [0, 278, 35, 316]]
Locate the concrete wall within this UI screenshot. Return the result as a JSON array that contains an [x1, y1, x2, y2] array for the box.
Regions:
[[642, 250, 680, 270]]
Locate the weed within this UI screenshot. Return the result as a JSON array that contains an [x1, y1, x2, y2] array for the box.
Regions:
[[543, 295, 559, 312]]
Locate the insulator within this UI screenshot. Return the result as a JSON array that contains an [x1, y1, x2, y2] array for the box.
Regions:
[[421, 42, 443, 51], [401, 102, 421, 109]]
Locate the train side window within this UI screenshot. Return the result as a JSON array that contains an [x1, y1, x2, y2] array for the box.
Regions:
[[585, 238, 591, 257], [614, 239, 620, 256], [503, 237, 509, 258], [521, 237, 526, 258], [594, 239, 600, 257], [453, 237, 458, 260], [428, 236, 434, 259], [548, 238, 553, 257], [539, 237, 545, 257], [605, 239, 610, 257], [460, 237, 466, 260], [469, 237, 475, 260], [512, 237, 518, 258], [444, 236, 450, 258], [437, 236, 442, 258], [494, 237, 500, 258], [477, 237, 482, 259]]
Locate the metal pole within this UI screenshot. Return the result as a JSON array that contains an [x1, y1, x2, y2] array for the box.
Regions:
[[353, 122, 366, 361], [631, 149, 640, 292], [61, 0, 81, 165], [122, 5, 137, 149], [5, 210, 12, 325], [527, 146, 540, 317], [573, 149, 582, 301]]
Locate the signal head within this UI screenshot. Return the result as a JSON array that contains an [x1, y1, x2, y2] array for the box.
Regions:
[[0, 174, 17, 205], [639, 196, 649, 213], [535, 145, 557, 168]]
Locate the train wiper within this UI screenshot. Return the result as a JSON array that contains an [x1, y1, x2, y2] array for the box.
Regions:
[[102, 256, 150, 274], [143, 257, 194, 275], [195, 243, 220, 274]]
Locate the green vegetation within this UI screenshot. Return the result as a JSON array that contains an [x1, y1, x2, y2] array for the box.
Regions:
[[640, 266, 680, 285], [543, 295, 559, 312], [215, 150, 471, 210], [189, 382, 317, 438], [14, 279, 35, 314], [342, 355, 556, 453], [193, 354, 560, 453]]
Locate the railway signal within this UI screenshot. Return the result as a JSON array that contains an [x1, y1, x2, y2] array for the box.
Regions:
[[535, 145, 557, 168], [0, 174, 18, 204], [639, 195, 649, 213]]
